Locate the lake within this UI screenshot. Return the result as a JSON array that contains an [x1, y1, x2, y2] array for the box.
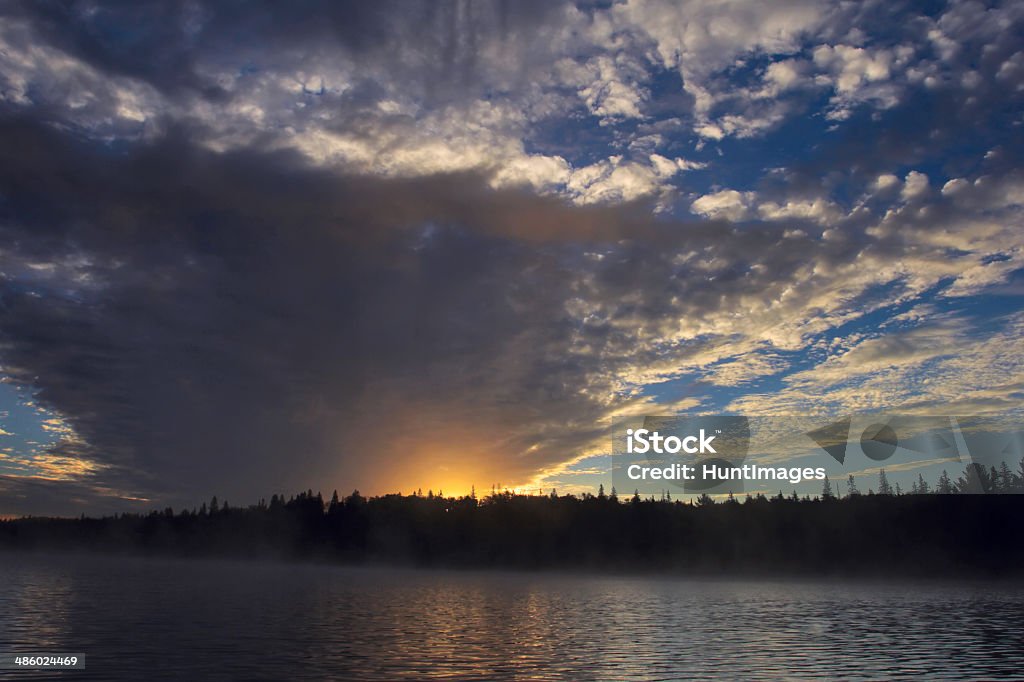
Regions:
[[1, 553, 1023, 680]]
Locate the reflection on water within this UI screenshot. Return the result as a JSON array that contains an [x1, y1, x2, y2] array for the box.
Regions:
[[1, 553, 1023, 680]]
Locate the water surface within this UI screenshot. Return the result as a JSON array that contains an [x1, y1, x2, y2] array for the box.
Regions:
[[1, 553, 1022, 680]]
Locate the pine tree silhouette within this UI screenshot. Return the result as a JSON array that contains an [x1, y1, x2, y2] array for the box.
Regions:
[[878, 469, 893, 496], [822, 476, 835, 500]]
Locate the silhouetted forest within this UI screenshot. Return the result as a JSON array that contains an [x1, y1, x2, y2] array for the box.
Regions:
[[3, 463, 1024, 576]]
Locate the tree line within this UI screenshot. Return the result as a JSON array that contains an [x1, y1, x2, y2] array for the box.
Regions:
[[2, 460, 1023, 576], [820, 459, 1024, 499]]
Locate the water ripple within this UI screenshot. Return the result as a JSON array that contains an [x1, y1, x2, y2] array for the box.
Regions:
[[1, 554, 1023, 680]]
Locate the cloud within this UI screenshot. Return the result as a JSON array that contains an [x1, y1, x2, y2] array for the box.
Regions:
[[2, 109, 1017, 509], [0, 0, 1021, 514], [763, 59, 809, 94], [812, 43, 911, 120], [901, 171, 930, 202], [690, 189, 755, 220], [729, 313, 1024, 417], [787, 322, 968, 387], [872, 173, 901, 194], [610, 0, 831, 129], [706, 352, 790, 387], [565, 154, 697, 206], [757, 198, 843, 224]]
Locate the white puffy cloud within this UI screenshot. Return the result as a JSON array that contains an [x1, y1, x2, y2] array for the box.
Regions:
[[566, 154, 699, 205], [940, 173, 1024, 210], [690, 189, 755, 220], [567, 54, 650, 121], [611, 0, 830, 115], [872, 174, 901, 194], [757, 198, 843, 224], [762, 58, 812, 95], [901, 171, 930, 202], [811, 43, 913, 119]]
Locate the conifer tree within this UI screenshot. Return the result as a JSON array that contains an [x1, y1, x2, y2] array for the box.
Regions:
[[878, 469, 893, 496], [999, 462, 1016, 493], [822, 476, 835, 500]]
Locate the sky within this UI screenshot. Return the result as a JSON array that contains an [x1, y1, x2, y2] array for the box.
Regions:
[[0, 0, 1022, 515]]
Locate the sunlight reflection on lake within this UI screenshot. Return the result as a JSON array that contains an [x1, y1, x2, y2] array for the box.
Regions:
[[1, 553, 1023, 680]]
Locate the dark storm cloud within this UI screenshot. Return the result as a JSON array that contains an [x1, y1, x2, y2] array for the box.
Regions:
[[0, 112, 872, 512], [0, 115, 581, 504], [0, 0, 569, 103], [0, 475, 147, 518]]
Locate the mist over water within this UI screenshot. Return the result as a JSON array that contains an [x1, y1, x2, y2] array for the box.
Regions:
[[2, 553, 1023, 680]]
